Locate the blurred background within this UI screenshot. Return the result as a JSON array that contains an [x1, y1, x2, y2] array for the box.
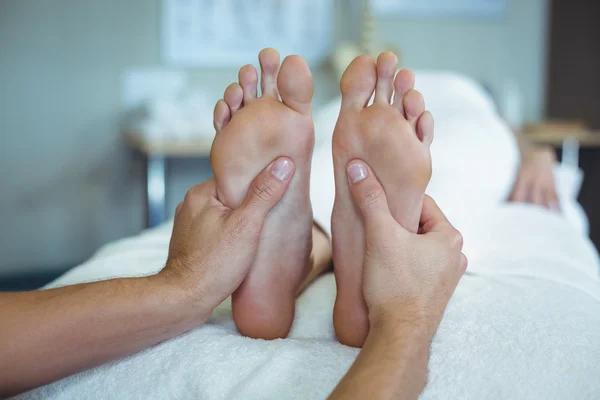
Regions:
[[1, 0, 598, 290]]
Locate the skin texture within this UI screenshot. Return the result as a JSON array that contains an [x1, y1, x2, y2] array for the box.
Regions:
[[329, 160, 467, 400], [331, 53, 434, 348], [0, 158, 295, 397], [211, 48, 316, 340]]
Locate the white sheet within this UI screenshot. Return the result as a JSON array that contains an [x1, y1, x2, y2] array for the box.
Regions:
[[17, 72, 600, 399]]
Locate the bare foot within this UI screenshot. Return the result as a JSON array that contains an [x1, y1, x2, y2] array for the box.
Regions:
[[211, 48, 315, 339], [331, 53, 434, 347]]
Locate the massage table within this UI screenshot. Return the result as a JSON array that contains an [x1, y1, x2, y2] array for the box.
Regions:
[[17, 72, 600, 400]]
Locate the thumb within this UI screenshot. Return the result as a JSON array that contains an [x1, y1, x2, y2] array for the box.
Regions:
[[346, 160, 394, 230], [235, 157, 295, 224], [419, 195, 457, 237]]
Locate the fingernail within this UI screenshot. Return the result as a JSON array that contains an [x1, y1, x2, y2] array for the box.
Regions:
[[550, 202, 561, 212], [347, 162, 367, 184], [271, 157, 294, 181]]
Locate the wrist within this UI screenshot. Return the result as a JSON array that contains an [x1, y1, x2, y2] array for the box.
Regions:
[[148, 271, 213, 331], [526, 145, 556, 163], [368, 300, 439, 340]]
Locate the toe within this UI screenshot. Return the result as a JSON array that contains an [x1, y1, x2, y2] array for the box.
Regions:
[[278, 55, 314, 115], [224, 83, 244, 114], [340, 55, 377, 110], [213, 99, 231, 132], [239, 64, 258, 103], [416, 110, 434, 145], [393, 69, 415, 115], [374, 52, 398, 104], [403, 90, 425, 127], [258, 48, 281, 97]]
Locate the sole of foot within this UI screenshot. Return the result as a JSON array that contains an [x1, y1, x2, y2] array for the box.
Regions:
[[211, 48, 315, 339], [331, 52, 434, 347]]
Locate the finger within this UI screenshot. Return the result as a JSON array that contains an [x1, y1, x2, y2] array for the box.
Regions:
[[531, 184, 544, 206], [419, 195, 453, 234], [508, 178, 528, 203], [548, 188, 561, 212], [459, 253, 468, 273], [182, 178, 218, 210], [544, 187, 561, 212], [346, 160, 395, 229], [235, 157, 295, 224]]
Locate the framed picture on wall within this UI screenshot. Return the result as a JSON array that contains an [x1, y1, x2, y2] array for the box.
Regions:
[[161, 0, 333, 67]]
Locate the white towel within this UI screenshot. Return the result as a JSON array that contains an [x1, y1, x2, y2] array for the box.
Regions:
[[17, 204, 600, 399]]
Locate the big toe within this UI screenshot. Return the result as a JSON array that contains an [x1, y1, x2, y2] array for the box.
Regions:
[[258, 48, 281, 97], [278, 55, 314, 115], [340, 55, 377, 110]]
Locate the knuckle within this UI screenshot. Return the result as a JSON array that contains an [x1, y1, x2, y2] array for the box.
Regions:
[[184, 186, 201, 204], [183, 190, 195, 205], [252, 179, 279, 203], [460, 254, 468, 272], [447, 229, 464, 249], [361, 186, 384, 209]]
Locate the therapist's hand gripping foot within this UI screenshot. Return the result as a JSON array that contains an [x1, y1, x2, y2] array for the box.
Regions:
[[331, 52, 435, 347], [0, 162, 294, 397], [211, 48, 316, 339], [330, 162, 467, 400]]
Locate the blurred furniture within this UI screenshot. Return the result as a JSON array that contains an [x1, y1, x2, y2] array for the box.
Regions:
[[547, 0, 600, 130], [524, 121, 600, 251], [523, 121, 600, 148], [127, 134, 213, 228], [545, 0, 600, 250]]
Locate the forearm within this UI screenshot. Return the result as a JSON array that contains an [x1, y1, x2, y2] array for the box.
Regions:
[[330, 318, 433, 400], [0, 275, 208, 396], [513, 129, 533, 159]]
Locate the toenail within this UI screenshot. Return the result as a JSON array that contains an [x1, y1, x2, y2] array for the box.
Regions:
[[347, 162, 368, 184], [271, 157, 294, 181]]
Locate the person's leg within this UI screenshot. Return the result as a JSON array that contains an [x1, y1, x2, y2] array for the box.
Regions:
[[211, 48, 315, 339], [296, 126, 339, 293], [331, 53, 435, 347], [296, 224, 332, 295]]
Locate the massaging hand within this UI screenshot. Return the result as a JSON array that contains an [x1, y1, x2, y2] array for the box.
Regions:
[[0, 158, 294, 397], [509, 145, 560, 211], [346, 160, 467, 332], [162, 157, 295, 313]]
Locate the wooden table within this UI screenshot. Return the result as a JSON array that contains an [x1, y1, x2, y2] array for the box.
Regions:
[[126, 135, 214, 228], [523, 122, 600, 148], [524, 130, 600, 148]]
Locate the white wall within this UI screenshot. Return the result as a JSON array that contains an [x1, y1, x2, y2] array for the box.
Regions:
[[375, 0, 549, 121], [0, 0, 548, 277]]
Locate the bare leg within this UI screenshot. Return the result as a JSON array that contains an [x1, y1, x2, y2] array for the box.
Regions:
[[297, 225, 332, 295]]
